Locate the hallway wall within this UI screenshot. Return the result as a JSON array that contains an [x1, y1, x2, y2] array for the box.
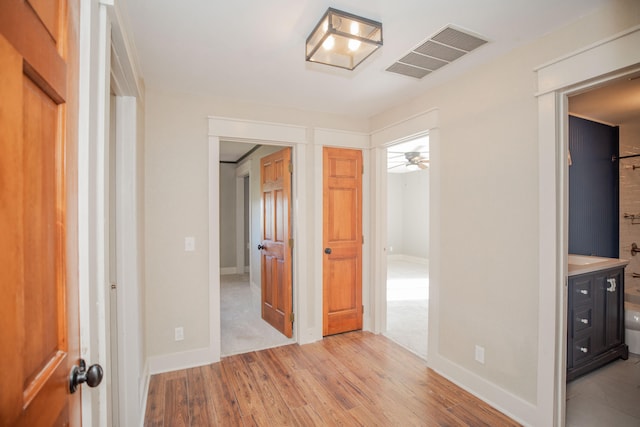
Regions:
[[370, 0, 639, 411]]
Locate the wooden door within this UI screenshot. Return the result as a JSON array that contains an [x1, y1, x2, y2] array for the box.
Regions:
[[0, 0, 82, 425], [259, 148, 293, 338], [323, 147, 363, 336]]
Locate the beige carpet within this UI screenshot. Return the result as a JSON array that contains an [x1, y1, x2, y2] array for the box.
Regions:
[[385, 258, 429, 359], [220, 274, 293, 356]]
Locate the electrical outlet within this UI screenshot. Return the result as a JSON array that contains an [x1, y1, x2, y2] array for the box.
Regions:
[[175, 327, 184, 341], [475, 345, 485, 364], [185, 237, 195, 252], [389, 246, 393, 252]]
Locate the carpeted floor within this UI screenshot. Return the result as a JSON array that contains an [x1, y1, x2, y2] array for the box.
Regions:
[[220, 274, 293, 356], [385, 257, 429, 359]]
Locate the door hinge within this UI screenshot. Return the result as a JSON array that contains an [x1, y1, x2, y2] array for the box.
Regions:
[[362, 305, 364, 314], [289, 238, 294, 249], [290, 312, 295, 323], [288, 161, 293, 174], [362, 164, 364, 175], [362, 235, 364, 245]]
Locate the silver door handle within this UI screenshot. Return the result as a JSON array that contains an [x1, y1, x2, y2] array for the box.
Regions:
[[606, 278, 616, 293]]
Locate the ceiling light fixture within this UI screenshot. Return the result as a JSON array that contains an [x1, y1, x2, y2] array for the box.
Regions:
[[306, 8, 382, 70]]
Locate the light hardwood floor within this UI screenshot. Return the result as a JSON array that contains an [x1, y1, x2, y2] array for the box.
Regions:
[[144, 331, 520, 426]]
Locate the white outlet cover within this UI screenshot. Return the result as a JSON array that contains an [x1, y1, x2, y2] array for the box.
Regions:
[[175, 327, 184, 341], [475, 345, 485, 364]]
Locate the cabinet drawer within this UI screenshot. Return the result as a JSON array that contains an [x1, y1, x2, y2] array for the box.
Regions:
[[571, 277, 593, 305], [572, 335, 592, 365], [572, 307, 592, 335]]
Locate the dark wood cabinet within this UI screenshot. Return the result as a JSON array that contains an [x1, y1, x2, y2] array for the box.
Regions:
[[567, 267, 628, 381]]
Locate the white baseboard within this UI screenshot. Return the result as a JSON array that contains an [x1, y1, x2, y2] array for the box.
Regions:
[[138, 361, 150, 427], [388, 254, 429, 265], [146, 346, 215, 375], [220, 267, 236, 275], [221, 266, 250, 275], [429, 352, 535, 426]]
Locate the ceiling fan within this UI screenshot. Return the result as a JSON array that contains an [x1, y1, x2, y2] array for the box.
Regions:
[[388, 151, 429, 170]]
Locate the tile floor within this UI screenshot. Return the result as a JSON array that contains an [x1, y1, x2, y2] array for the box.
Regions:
[[566, 353, 640, 426], [385, 257, 429, 359], [220, 274, 293, 356]]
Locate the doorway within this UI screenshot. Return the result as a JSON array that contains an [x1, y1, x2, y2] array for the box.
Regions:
[[384, 135, 430, 359], [219, 141, 294, 356], [564, 73, 640, 427]]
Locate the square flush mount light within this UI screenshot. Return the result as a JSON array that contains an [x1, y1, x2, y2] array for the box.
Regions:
[[306, 8, 382, 70]]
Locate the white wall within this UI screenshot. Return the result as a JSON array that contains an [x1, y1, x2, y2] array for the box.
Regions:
[[403, 170, 429, 259], [620, 118, 640, 290], [387, 174, 404, 254], [144, 90, 368, 360], [371, 0, 640, 412], [387, 170, 429, 259], [219, 163, 237, 269]]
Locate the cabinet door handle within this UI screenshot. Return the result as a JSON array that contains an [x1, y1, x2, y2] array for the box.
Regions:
[[579, 289, 588, 295], [578, 318, 588, 325], [579, 347, 588, 353], [606, 278, 616, 293]]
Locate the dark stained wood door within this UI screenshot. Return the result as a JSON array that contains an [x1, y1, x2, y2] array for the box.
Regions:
[[0, 0, 82, 425], [259, 148, 293, 338], [323, 147, 363, 336]]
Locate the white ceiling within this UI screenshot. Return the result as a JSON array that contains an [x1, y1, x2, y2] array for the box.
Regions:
[[121, 0, 611, 119], [569, 71, 640, 125]]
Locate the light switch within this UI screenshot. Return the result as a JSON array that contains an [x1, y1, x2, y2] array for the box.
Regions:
[[185, 237, 195, 252]]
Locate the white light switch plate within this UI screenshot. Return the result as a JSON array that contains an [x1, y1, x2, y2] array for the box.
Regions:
[[185, 237, 195, 252]]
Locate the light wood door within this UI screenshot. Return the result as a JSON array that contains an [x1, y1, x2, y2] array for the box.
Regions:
[[259, 148, 293, 338], [323, 147, 363, 336], [0, 0, 82, 425]]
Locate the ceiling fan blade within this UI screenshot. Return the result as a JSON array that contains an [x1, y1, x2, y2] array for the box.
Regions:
[[418, 162, 429, 170], [387, 163, 406, 169]]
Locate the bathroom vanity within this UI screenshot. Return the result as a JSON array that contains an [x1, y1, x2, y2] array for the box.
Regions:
[[567, 255, 629, 381]]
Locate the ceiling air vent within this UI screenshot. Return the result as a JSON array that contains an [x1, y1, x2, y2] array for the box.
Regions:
[[386, 25, 487, 79]]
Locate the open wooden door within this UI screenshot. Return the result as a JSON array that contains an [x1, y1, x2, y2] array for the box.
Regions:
[[259, 148, 293, 338], [323, 147, 363, 336], [0, 0, 85, 425]]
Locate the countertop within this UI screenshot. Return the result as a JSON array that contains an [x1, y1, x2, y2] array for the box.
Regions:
[[568, 254, 630, 277]]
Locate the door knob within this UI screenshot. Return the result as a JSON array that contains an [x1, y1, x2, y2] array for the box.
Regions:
[[324, 248, 332, 254], [69, 359, 103, 393], [258, 244, 265, 250]]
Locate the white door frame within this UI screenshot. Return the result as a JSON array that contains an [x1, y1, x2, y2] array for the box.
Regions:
[[370, 110, 439, 340], [375, 132, 430, 337], [77, 1, 144, 426], [536, 25, 640, 427], [235, 160, 251, 275], [208, 118, 310, 361]]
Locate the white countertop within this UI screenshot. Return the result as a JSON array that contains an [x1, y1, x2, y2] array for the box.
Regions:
[[568, 254, 630, 276]]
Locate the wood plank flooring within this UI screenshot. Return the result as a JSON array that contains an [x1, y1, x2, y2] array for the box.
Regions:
[[144, 331, 520, 426]]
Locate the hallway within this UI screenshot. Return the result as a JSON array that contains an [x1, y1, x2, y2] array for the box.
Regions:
[[220, 274, 293, 356]]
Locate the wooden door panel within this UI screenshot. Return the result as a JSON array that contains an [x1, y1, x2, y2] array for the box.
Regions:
[[260, 148, 293, 338], [27, 0, 60, 41], [323, 147, 363, 336], [327, 188, 358, 241], [0, 0, 81, 424]]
